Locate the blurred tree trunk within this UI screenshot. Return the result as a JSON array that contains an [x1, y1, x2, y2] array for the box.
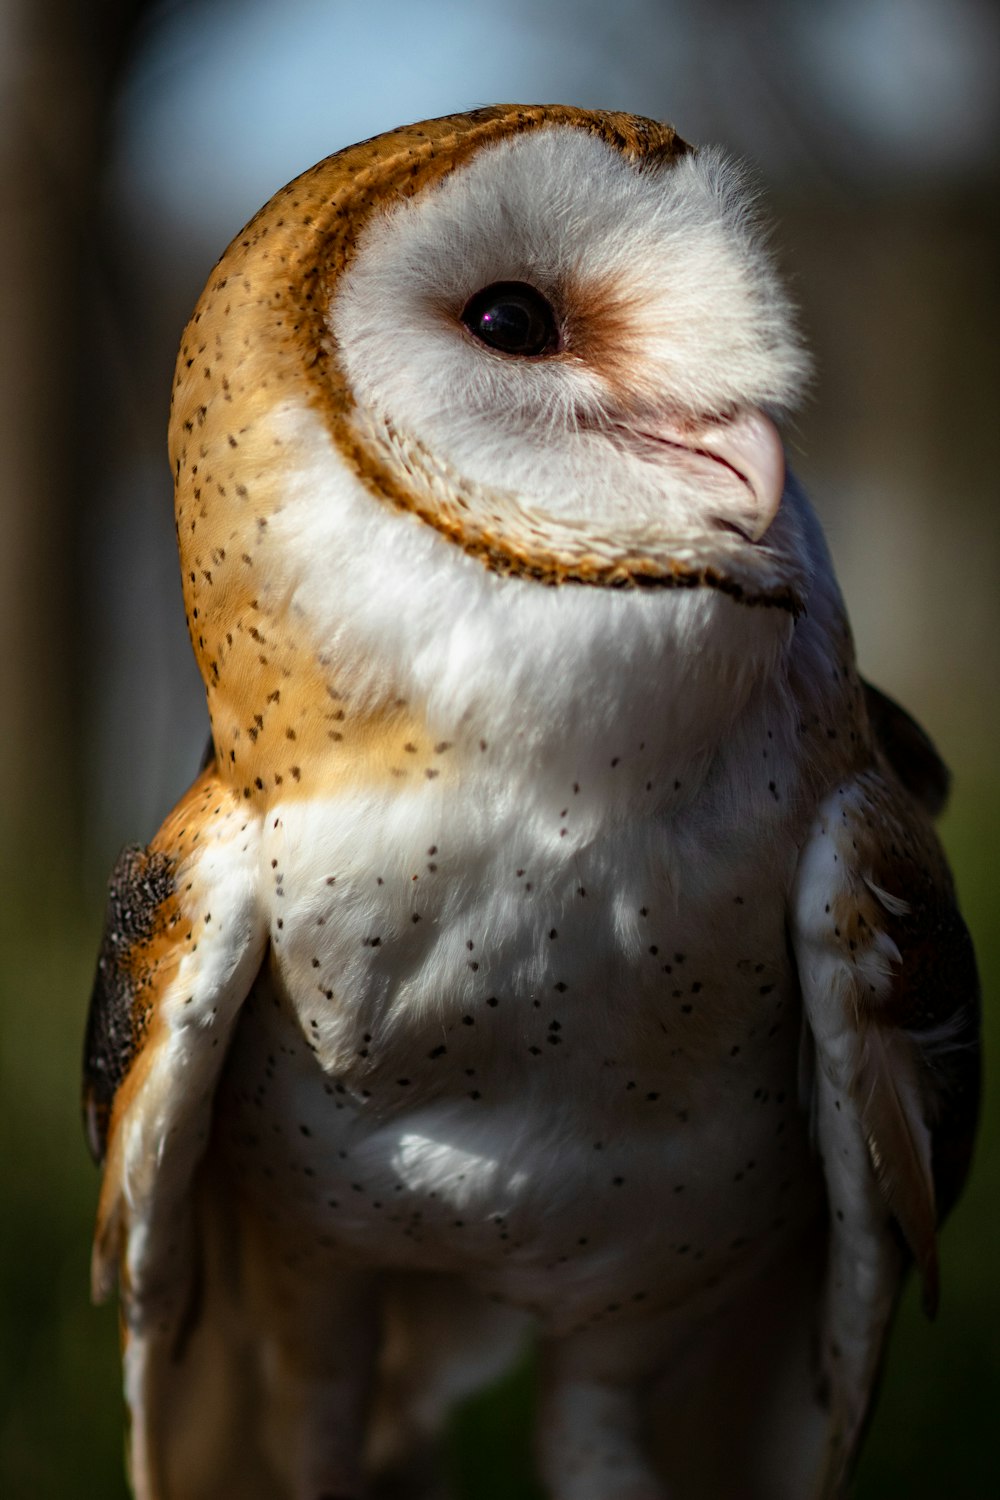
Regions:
[[0, 0, 154, 881]]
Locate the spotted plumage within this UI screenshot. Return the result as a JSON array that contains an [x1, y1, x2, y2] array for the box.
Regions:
[[84, 105, 978, 1500]]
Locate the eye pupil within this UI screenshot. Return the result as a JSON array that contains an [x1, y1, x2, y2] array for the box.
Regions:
[[461, 280, 559, 357]]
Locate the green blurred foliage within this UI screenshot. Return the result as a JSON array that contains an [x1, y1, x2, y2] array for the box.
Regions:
[[0, 768, 995, 1496], [0, 894, 128, 1498]]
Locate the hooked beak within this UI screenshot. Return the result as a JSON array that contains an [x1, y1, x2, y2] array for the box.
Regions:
[[630, 407, 787, 542]]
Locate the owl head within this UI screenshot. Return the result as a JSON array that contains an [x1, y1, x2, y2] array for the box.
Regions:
[[169, 107, 816, 801]]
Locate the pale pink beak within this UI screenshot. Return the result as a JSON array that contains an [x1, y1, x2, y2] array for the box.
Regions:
[[691, 408, 786, 540], [632, 408, 787, 542]]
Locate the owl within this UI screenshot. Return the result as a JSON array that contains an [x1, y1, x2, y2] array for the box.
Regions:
[[84, 106, 979, 1500]]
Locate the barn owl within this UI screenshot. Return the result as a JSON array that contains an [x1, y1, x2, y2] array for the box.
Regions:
[[84, 105, 979, 1500]]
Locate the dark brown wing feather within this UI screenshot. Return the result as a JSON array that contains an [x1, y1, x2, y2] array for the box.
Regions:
[[862, 679, 951, 818], [792, 752, 979, 1493], [863, 814, 980, 1234], [83, 843, 178, 1164]]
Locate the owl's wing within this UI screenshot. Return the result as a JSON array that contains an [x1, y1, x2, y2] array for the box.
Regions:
[[83, 764, 267, 1495], [861, 679, 951, 817], [790, 760, 979, 1495]]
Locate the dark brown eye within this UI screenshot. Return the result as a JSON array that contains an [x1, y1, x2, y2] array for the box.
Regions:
[[460, 281, 560, 357]]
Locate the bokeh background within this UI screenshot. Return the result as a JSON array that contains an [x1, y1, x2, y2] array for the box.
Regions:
[[1, 0, 997, 1494]]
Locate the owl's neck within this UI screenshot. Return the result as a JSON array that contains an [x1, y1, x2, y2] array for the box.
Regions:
[[206, 408, 837, 822], [207, 574, 804, 833]]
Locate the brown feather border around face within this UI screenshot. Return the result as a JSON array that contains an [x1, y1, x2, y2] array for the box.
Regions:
[[303, 108, 766, 602], [171, 106, 802, 614]]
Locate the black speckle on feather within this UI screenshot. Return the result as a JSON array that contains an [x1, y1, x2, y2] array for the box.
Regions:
[[82, 844, 176, 1162]]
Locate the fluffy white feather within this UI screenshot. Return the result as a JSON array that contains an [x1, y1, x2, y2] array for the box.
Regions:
[[332, 128, 810, 538]]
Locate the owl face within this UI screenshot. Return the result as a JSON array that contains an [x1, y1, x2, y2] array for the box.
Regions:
[[333, 127, 808, 562], [170, 108, 818, 794]]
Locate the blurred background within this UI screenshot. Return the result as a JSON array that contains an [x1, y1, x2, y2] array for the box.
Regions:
[[1, 0, 997, 1493]]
